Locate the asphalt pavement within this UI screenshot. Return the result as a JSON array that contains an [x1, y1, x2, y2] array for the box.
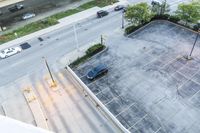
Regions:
[[0, 10, 123, 86]]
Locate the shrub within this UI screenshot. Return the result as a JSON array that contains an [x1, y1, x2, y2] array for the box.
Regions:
[[86, 43, 105, 56], [193, 24, 200, 31], [125, 25, 137, 34], [70, 44, 106, 67], [125, 23, 149, 35], [151, 14, 170, 20], [168, 15, 180, 23], [70, 55, 89, 67]]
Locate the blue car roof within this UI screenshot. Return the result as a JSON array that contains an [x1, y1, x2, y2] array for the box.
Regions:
[[93, 64, 107, 72]]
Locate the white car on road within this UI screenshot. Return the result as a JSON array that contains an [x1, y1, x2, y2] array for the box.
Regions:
[[22, 13, 36, 20], [0, 47, 22, 59]]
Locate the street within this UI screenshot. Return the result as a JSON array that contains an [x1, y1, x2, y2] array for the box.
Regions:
[[0, 11, 122, 86], [0, 0, 193, 86]]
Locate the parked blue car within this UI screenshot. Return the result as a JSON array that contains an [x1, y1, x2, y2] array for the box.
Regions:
[[87, 64, 108, 80]]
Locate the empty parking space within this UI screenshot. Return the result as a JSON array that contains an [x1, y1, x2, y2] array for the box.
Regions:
[[72, 21, 200, 133]]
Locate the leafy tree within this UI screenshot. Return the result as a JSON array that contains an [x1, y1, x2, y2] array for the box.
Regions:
[[125, 3, 154, 26], [151, 0, 170, 15], [175, 2, 200, 26]]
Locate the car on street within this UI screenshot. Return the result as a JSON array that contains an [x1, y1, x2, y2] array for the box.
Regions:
[[87, 64, 108, 80], [114, 5, 125, 11], [9, 4, 24, 12], [22, 13, 36, 20], [20, 42, 31, 50], [0, 47, 22, 59], [97, 10, 109, 18]]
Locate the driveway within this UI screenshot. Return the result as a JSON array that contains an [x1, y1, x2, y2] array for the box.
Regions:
[[72, 20, 200, 133]]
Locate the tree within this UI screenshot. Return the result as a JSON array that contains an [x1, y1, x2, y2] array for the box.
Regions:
[[125, 3, 154, 26], [175, 2, 200, 26], [151, 0, 170, 15]]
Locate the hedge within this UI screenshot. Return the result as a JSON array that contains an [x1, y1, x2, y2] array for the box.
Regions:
[[86, 43, 105, 56], [151, 14, 170, 20], [168, 15, 180, 23], [70, 44, 106, 67], [125, 22, 149, 35]]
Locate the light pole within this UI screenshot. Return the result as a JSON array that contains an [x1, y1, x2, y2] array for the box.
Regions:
[[186, 21, 200, 60], [73, 24, 80, 51], [122, 10, 125, 29], [43, 57, 56, 87]]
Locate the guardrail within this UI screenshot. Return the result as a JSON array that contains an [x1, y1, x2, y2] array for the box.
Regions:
[[65, 66, 130, 133]]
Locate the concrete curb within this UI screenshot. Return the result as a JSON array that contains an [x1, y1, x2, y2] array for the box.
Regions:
[[65, 66, 130, 133]]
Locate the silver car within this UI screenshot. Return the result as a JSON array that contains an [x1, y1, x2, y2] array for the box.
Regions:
[[0, 47, 22, 59], [22, 13, 36, 20]]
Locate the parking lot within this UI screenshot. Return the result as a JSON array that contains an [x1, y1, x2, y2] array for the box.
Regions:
[[71, 20, 200, 133]]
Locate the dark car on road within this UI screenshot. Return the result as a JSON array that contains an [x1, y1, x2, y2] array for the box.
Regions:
[[97, 10, 109, 18], [20, 42, 31, 50], [87, 64, 108, 80], [9, 4, 24, 13], [114, 5, 125, 11]]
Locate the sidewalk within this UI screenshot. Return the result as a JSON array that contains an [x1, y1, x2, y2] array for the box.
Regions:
[[0, 0, 129, 51]]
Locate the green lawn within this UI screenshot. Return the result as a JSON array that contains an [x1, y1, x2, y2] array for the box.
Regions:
[[0, 0, 118, 44]]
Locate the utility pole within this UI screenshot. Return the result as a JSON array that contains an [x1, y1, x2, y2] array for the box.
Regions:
[[187, 30, 200, 59], [73, 24, 79, 51], [185, 21, 200, 60], [122, 10, 125, 29], [101, 35, 103, 45], [43, 57, 56, 87]]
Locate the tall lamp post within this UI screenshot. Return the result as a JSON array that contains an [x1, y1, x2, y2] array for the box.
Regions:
[[122, 10, 125, 29], [43, 57, 56, 87], [73, 24, 80, 52], [186, 21, 200, 60]]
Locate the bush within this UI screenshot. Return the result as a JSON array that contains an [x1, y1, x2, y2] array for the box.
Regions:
[[193, 24, 200, 31], [125, 23, 149, 35], [125, 25, 137, 34], [70, 55, 89, 67], [168, 15, 180, 23], [151, 14, 170, 20], [86, 43, 105, 56], [70, 44, 106, 67]]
